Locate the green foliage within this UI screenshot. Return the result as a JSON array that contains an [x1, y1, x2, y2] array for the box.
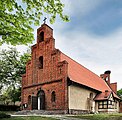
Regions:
[[1, 116, 59, 120], [117, 88, 122, 100], [0, 112, 11, 119], [1, 86, 21, 105], [0, 0, 69, 45], [0, 47, 30, 104], [0, 47, 31, 89], [69, 114, 122, 120]]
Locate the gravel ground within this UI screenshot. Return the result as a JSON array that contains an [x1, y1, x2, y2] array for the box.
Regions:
[[11, 114, 87, 120]]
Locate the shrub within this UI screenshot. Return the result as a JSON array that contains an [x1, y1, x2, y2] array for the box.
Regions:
[[0, 112, 11, 119], [0, 104, 20, 111]]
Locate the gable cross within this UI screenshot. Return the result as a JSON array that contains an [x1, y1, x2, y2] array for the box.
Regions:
[[43, 17, 47, 24]]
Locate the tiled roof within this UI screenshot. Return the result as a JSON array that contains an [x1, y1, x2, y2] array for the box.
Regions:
[[94, 91, 112, 100], [60, 52, 119, 99], [94, 91, 120, 100]]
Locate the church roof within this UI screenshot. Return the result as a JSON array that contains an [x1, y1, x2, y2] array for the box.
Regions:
[[60, 52, 119, 99]]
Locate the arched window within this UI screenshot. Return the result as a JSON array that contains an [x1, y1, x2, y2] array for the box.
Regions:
[[39, 56, 43, 69], [51, 91, 56, 102], [39, 31, 44, 42], [28, 95, 31, 105]]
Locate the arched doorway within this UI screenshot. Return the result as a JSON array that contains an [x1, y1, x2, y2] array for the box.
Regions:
[[37, 90, 45, 110]]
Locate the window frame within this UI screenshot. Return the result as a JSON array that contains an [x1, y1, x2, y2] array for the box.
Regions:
[[28, 95, 31, 105], [51, 91, 56, 102], [98, 101, 108, 109], [39, 31, 44, 42], [39, 56, 43, 69]]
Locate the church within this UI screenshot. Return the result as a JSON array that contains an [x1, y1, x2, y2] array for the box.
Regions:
[[21, 23, 120, 114]]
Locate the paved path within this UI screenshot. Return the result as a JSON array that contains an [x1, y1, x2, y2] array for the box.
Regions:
[[11, 114, 87, 120]]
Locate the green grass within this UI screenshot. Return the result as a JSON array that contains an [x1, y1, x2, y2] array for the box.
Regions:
[[1, 116, 59, 120], [68, 113, 122, 120]]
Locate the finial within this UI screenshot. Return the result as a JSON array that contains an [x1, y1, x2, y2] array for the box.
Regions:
[[43, 17, 47, 24]]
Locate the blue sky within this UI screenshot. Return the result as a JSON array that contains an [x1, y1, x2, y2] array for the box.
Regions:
[[49, 0, 122, 90], [1, 0, 122, 89]]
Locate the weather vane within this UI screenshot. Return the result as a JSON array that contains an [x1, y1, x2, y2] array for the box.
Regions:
[[43, 17, 47, 24]]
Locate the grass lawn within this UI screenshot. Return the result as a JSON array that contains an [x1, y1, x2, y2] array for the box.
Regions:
[[1, 116, 59, 120], [68, 113, 122, 120]]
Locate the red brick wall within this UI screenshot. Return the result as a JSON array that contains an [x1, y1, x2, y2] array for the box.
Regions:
[[110, 83, 117, 94], [21, 24, 68, 110]]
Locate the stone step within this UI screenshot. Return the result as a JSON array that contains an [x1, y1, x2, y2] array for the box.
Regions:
[[14, 110, 66, 115]]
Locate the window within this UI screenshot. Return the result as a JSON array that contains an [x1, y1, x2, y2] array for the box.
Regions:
[[28, 95, 31, 105], [39, 56, 43, 69], [90, 93, 93, 100], [108, 100, 114, 109], [51, 91, 56, 102], [98, 101, 107, 109], [108, 100, 112, 105], [39, 31, 44, 42]]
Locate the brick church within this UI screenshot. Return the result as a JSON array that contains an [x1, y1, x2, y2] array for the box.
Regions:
[[21, 23, 120, 113]]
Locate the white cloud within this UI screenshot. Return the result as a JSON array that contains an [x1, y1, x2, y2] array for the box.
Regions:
[[53, 26, 122, 90], [62, 0, 102, 16]]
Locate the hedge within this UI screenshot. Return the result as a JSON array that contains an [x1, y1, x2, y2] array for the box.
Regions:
[[0, 104, 20, 111]]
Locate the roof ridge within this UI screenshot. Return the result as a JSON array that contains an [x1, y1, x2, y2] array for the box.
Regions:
[[60, 51, 116, 93], [61, 52, 102, 79]]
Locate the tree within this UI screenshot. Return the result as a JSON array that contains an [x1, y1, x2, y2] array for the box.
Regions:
[[0, 86, 21, 105], [117, 88, 122, 100], [0, 47, 30, 104], [0, 47, 31, 90], [0, 0, 69, 45]]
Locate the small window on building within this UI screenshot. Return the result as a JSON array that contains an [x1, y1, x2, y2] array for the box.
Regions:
[[98, 101, 108, 109], [51, 91, 56, 102], [90, 93, 93, 100], [39, 56, 43, 69], [28, 95, 31, 105], [39, 31, 44, 42]]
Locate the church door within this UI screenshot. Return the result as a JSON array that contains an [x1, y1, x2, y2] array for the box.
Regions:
[[37, 90, 45, 110]]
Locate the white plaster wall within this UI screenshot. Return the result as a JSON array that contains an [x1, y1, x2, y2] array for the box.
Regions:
[[117, 101, 120, 112], [68, 85, 96, 111]]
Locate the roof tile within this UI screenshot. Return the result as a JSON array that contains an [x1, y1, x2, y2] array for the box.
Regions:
[[60, 52, 119, 99]]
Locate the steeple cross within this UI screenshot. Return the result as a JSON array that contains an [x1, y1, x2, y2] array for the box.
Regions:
[[43, 17, 47, 24]]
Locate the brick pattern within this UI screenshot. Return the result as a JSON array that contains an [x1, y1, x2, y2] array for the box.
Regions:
[[21, 24, 68, 110]]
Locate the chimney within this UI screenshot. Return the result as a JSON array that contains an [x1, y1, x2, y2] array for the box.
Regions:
[[110, 82, 117, 94], [104, 90, 109, 98], [100, 70, 111, 85]]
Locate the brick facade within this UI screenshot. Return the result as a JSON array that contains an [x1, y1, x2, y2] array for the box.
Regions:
[[21, 24, 68, 111], [21, 23, 120, 113]]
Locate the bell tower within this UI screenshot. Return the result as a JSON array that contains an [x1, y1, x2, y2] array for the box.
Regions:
[[37, 23, 53, 44]]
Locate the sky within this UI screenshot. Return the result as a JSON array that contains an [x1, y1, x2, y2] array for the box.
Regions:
[[49, 0, 122, 90], [1, 0, 122, 90]]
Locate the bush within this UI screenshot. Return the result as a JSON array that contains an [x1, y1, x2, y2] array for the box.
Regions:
[[0, 112, 11, 119], [0, 104, 20, 111]]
